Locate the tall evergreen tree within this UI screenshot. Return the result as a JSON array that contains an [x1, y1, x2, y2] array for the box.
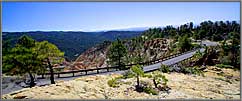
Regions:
[[107, 38, 128, 69], [3, 35, 44, 87], [34, 41, 64, 84]]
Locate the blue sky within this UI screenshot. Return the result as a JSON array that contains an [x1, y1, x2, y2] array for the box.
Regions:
[[2, 2, 240, 32]]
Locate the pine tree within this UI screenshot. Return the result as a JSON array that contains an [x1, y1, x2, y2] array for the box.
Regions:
[[131, 64, 144, 89], [35, 41, 64, 84], [177, 35, 192, 52], [3, 35, 43, 87], [107, 38, 128, 70]]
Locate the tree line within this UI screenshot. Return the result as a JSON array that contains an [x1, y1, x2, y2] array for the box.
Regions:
[[106, 20, 240, 70]]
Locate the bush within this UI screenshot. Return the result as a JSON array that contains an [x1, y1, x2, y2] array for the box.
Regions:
[[220, 56, 231, 65], [180, 66, 203, 76], [122, 70, 135, 79], [160, 65, 170, 73], [143, 86, 158, 95], [149, 71, 169, 89], [160, 74, 168, 86], [107, 78, 119, 88]]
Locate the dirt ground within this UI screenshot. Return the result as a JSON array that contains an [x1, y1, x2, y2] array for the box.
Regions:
[[2, 66, 240, 99]]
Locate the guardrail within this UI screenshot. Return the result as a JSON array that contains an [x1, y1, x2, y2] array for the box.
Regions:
[[38, 48, 200, 78]]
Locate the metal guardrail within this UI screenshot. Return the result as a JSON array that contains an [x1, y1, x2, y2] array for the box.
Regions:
[[39, 48, 200, 78]]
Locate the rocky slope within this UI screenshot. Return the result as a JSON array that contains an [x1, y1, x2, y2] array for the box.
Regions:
[[67, 38, 172, 71], [2, 66, 240, 99]]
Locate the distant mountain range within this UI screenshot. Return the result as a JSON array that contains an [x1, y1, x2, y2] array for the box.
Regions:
[[3, 31, 143, 61], [94, 26, 164, 32]]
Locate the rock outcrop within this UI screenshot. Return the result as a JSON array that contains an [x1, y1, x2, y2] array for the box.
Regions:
[[67, 38, 172, 71]]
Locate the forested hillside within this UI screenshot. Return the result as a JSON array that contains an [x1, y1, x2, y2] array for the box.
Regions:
[[71, 20, 240, 70], [2, 31, 142, 61]]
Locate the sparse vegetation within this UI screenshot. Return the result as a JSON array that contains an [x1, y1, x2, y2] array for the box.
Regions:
[[215, 64, 234, 69], [130, 64, 144, 91], [160, 65, 170, 73], [122, 70, 135, 79], [143, 86, 159, 95], [180, 66, 204, 76], [107, 78, 119, 88]]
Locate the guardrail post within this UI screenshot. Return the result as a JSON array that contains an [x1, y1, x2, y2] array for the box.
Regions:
[[97, 68, 99, 74], [107, 67, 109, 72], [58, 73, 60, 78], [85, 70, 87, 75], [72, 71, 75, 77], [42, 74, 45, 79]]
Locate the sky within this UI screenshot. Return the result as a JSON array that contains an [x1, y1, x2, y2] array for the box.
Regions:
[[2, 2, 240, 32]]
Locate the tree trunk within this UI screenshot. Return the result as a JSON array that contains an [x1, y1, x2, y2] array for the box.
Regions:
[[153, 78, 158, 88], [28, 72, 36, 87], [137, 76, 140, 87], [47, 58, 55, 84]]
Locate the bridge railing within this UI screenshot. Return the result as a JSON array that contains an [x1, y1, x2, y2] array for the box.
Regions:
[[38, 48, 200, 78]]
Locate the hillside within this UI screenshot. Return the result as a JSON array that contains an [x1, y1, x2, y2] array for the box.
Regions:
[[2, 31, 142, 61], [69, 20, 240, 71], [69, 38, 172, 70]]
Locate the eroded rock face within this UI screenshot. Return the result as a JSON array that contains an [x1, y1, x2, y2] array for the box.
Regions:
[[68, 38, 172, 71], [2, 66, 240, 99]]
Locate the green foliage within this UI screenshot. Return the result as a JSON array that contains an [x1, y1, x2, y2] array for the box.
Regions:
[[143, 74, 152, 78], [107, 38, 128, 69], [193, 50, 203, 61], [177, 35, 192, 52], [35, 41, 65, 64], [2, 35, 44, 75], [150, 71, 169, 88], [107, 78, 119, 88], [143, 86, 158, 95], [131, 64, 144, 77], [131, 64, 144, 88], [181, 66, 203, 76], [215, 64, 234, 69], [3, 35, 65, 85], [3, 31, 141, 61], [218, 31, 240, 69], [122, 70, 135, 79], [160, 65, 170, 73]]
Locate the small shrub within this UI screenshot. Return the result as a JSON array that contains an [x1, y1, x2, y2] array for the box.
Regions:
[[153, 71, 168, 88], [140, 80, 153, 87], [107, 78, 119, 88], [160, 65, 170, 73], [122, 70, 135, 79], [131, 65, 144, 88], [143, 86, 158, 95], [180, 66, 203, 76], [220, 56, 231, 65], [160, 74, 168, 86]]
